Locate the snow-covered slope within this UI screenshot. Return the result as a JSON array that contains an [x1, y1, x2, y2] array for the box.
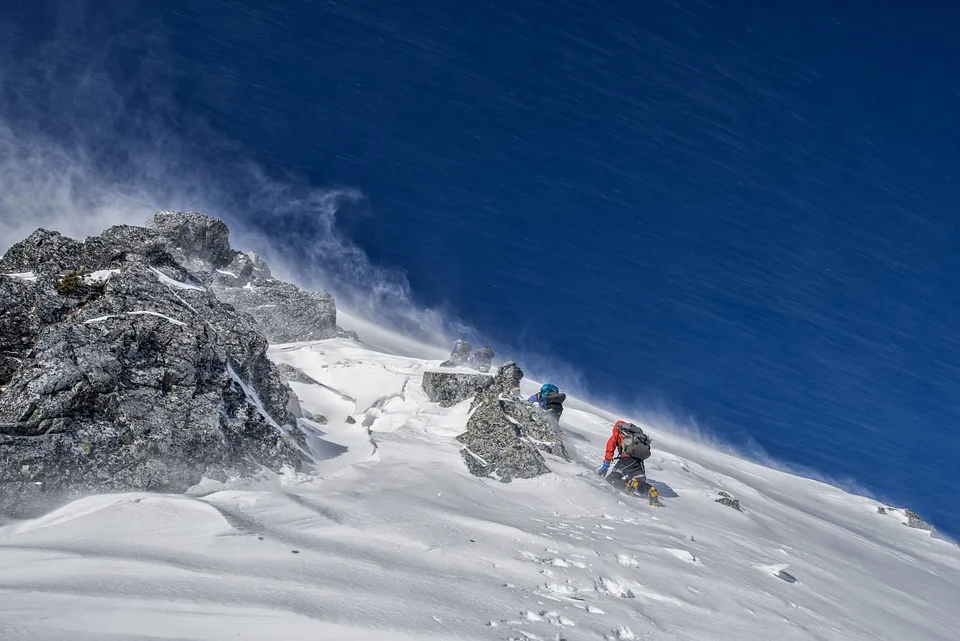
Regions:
[[1, 325, 958, 641]]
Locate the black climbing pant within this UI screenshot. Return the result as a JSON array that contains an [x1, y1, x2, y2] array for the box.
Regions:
[[606, 457, 646, 489]]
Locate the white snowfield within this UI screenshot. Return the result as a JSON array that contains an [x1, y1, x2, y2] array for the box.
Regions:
[[1, 320, 958, 641]]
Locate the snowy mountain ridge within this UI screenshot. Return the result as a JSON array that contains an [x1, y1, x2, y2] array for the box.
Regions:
[[1, 215, 959, 640]]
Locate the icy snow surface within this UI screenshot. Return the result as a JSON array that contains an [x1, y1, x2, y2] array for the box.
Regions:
[[84, 269, 121, 283], [83, 311, 188, 327], [1, 320, 958, 640], [149, 266, 205, 291], [1, 271, 37, 282]]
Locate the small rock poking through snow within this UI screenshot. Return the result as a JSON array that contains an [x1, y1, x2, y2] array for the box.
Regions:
[[716, 491, 741, 511]]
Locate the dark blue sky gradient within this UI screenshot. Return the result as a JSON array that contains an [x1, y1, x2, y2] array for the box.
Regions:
[[3, 0, 959, 535]]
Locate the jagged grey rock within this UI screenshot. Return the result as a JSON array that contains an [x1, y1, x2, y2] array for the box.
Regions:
[[456, 402, 551, 482], [150, 211, 235, 270], [149, 212, 339, 343], [0, 219, 327, 517], [498, 397, 569, 459], [904, 509, 935, 532], [469, 361, 568, 459], [0, 211, 342, 345], [469, 361, 525, 413], [421, 370, 493, 408], [456, 361, 568, 482]]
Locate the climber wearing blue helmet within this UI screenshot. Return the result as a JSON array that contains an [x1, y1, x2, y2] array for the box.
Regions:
[[528, 383, 566, 422]]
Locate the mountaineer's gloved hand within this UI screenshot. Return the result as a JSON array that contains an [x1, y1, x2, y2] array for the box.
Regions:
[[597, 461, 610, 476]]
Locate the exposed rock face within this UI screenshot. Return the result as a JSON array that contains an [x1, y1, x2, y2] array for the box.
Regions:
[[421, 370, 493, 408], [0, 217, 326, 517], [457, 401, 551, 482], [469, 361, 525, 413], [497, 396, 569, 459], [0, 211, 341, 345], [456, 362, 569, 482], [151, 211, 235, 270], [904, 509, 935, 532], [203, 241, 338, 343]]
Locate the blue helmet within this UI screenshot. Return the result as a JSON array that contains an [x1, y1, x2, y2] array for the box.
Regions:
[[540, 383, 559, 396]]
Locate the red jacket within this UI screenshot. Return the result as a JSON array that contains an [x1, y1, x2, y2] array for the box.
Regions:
[[604, 420, 629, 462]]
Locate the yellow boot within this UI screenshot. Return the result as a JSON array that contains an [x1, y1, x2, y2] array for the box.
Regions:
[[648, 485, 661, 507]]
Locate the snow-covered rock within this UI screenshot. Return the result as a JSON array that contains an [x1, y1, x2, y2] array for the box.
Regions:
[[457, 398, 552, 481], [0, 211, 341, 344], [0, 224, 316, 517], [456, 361, 568, 481], [421, 369, 493, 407], [151, 212, 339, 343]]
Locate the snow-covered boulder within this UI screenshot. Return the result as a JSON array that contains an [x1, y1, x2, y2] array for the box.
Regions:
[[421, 370, 493, 407], [456, 362, 568, 481], [0, 225, 316, 518]]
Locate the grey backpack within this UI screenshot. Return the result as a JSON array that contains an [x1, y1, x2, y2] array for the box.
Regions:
[[618, 422, 651, 460]]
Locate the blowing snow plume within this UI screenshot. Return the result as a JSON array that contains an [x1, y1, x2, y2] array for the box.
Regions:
[[0, 2, 464, 348]]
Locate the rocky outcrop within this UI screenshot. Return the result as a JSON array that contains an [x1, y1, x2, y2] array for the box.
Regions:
[[421, 370, 493, 407], [0, 211, 342, 345], [150, 211, 235, 270], [0, 218, 325, 517], [202, 243, 338, 343], [468, 361, 525, 413], [456, 362, 569, 482], [904, 509, 935, 532], [457, 401, 551, 482], [439, 341, 496, 373], [497, 396, 569, 459]]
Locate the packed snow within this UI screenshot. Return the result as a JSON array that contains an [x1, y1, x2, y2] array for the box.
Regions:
[[149, 266, 205, 291], [1, 321, 958, 640], [84, 269, 121, 283], [1, 271, 37, 282], [83, 311, 188, 327]]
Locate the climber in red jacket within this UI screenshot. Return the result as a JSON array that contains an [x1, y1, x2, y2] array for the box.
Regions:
[[597, 420, 656, 502]]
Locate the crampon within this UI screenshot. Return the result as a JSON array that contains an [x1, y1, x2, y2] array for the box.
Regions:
[[625, 478, 661, 506]]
